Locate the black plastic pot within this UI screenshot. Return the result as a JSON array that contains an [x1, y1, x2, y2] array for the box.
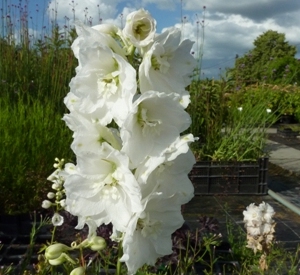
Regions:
[[189, 158, 268, 195], [0, 212, 52, 269]]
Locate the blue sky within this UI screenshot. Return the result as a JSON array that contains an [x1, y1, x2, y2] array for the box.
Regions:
[[3, 0, 300, 78]]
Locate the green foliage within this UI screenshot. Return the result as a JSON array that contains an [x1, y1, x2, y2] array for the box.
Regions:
[[187, 79, 277, 161], [0, 95, 74, 214], [187, 78, 229, 157], [226, 218, 300, 275], [228, 30, 300, 85]]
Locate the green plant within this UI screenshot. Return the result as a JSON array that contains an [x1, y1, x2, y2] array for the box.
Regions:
[[0, 95, 74, 214], [209, 101, 277, 161], [189, 81, 277, 161], [224, 205, 300, 275], [187, 78, 230, 159]]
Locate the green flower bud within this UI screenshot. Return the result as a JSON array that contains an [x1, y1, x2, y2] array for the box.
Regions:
[[88, 236, 106, 251], [70, 266, 86, 275], [48, 252, 76, 266], [45, 243, 71, 260]]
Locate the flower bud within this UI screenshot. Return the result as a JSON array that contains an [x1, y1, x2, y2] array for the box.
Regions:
[[52, 213, 64, 226], [59, 199, 66, 208], [47, 192, 55, 199], [70, 266, 86, 275], [88, 236, 106, 251], [48, 252, 76, 266], [45, 243, 71, 260], [42, 200, 52, 209]]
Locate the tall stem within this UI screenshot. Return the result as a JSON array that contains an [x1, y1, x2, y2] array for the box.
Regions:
[[116, 241, 123, 275]]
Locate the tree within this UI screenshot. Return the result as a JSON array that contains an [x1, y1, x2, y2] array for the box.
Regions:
[[227, 30, 300, 85]]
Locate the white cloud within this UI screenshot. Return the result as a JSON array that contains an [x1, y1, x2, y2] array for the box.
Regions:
[[47, 0, 122, 25]]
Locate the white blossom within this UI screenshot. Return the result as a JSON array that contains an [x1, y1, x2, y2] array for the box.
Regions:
[[122, 9, 156, 48], [52, 213, 64, 226], [121, 91, 191, 168], [139, 27, 196, 106], [42, 200, 52, 209]]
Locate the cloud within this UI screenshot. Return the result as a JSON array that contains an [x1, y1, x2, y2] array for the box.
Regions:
[[47, 0, 123, 25], [183, 0, 300, 22]]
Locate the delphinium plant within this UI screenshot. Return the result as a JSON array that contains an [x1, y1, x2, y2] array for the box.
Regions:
[[39, 8, 198, 275], [243, 202, 276, 271]]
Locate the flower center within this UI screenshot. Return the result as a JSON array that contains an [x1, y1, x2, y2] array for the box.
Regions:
[[137, 107, 161, 136], [137, 214, 162, 239], [100, 161, 120, 201], [97, 59, 120, 98], [133, 19, 151, 40]]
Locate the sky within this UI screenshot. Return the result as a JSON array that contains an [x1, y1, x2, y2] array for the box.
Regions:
[[4, 0, 300, 78]]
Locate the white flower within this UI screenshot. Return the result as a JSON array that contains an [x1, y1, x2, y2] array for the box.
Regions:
[[142, 151, 195, 205], [68, 41, 136, 127], [72, 22, 126, 71], [238, 107, 243, 111], [92, 23, 120, 37], [64, 143, 143, 232], [134, 134, 196, 184], [259, 201, 275, 223], [139, 27, 196, 106], [266, 108, 272, 113], [42, 200, 52, 209], [243, 203, 263, 227], [120, 196, 184, 275], [64, 114, 122, 155], [246, 225, 262, 236], [122, 9, 156, 48], [51, 213, 64, 226], [59, 199, 66, 208], [121, 91, 191, 168]]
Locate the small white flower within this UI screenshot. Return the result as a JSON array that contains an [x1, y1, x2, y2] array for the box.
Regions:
[[52, 213, 64, 226], [122, 9, 156, 48], [42, 200, 52, 209], [52, 182, 61, 190], [266, 108, 272, 113], [238, 107, 243, 111], [59, 199, 66, 208], [47, 192, 55, 199]]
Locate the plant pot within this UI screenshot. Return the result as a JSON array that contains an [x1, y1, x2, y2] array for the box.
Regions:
[[189, 158, 268, 195], [0, 212, 52, 268], [279, 114, 295, 124]]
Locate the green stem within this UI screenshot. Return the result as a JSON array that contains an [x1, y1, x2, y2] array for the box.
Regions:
[[116, 241, 123, 275], [51, 226, 57, 244]]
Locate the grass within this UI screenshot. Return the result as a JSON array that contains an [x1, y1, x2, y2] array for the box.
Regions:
[[0, 95, 74, 214]]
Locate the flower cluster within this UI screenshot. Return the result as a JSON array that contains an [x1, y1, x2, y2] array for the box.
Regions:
[[243, 201, 276, 254], [42, 158, 66, 226], [47, 8, 197, 274]]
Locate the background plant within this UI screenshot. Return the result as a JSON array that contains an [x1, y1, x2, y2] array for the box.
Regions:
[[187, 79, 278, 161], [227, 30, 300, 85], [0, 5, 77, 214]]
